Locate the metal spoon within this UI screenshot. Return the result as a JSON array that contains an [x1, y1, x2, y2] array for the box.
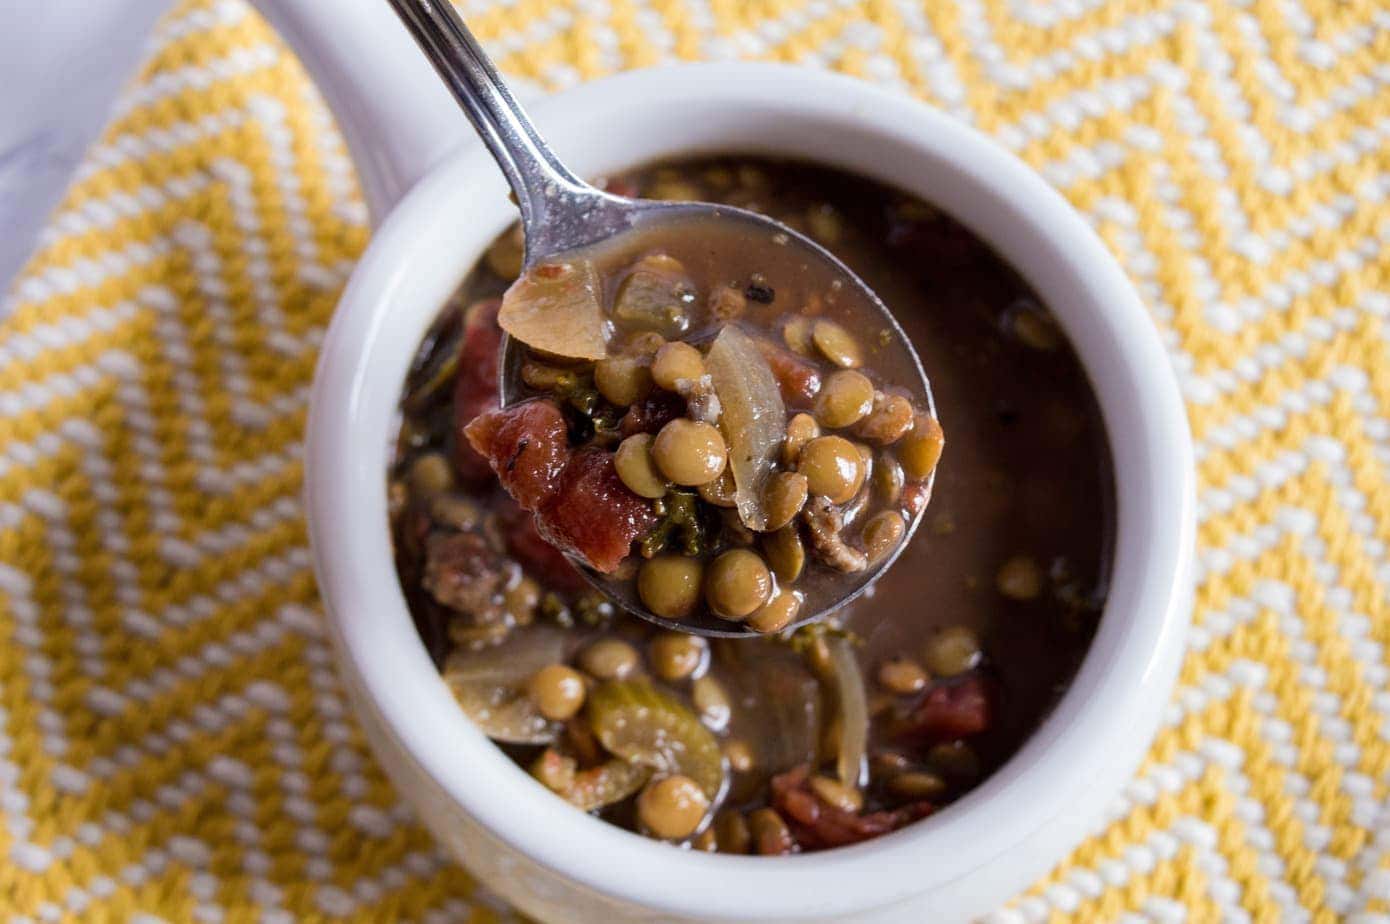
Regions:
[[387, 0, 934, 637]]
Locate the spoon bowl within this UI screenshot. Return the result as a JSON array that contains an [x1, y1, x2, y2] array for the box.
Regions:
[[498, 199, 935, 636], [390, 0, 934, 636]]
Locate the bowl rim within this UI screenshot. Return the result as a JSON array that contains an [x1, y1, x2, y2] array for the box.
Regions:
[[306, 61, 1195, 920]]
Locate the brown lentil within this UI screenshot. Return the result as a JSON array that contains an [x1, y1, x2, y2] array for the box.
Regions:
[[579, 638, 641, 680], [408, 452, 454, 498], [887, 771, 947, 800], [652, 419, 727, 486], [872, 454, 905, 506], [1008, 301, 1062, 351], [614, 433, 669, 499], [781, 413, 821, 467], [650, 632, 707, 681], [723, 739, 755, 774], [898, 416, 945, 481], [595, 355, 653, 407], [806, 204, 842, 244], [429, 493, 481, 530], [526, 664, 587, 720], [637, 775, 709, 840], [622, 331, 666, 356], [762, 472, 810, 531], [748, 808, 795, 856], [861, 510, 906, 563], [746, 589, 802, 634], [715, 810, 752, 855], [814, 370, 875, 428], [704, 549, 772, 620], [812, 319, 864, 368], [782, 316, 814, 355], [996, 554, 1044, 600], [637, 556, 704, 620], [691, 674, 732, 731], [810, 775, 863, 812], [709, 286, 747, 320], [797, 435, 865, 503], [877, 657, 929, 695], [855, 392, 915, 445], [870, 750, 913, 776], [651, 341, 706, 391], [762, 527, 806, 584], [503, 574, 541, 622], [922, 625, 982, 677], [530, 748, 575, 792], [697, 468, 737, 508], [927, 741, 980, 782]]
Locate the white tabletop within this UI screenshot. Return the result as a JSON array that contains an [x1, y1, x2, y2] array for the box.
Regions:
[[0, 0, 170, 298]]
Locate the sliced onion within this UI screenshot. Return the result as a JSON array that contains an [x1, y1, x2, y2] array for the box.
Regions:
[[498, 259, 608, 360], [442, 628, 569, 744], [828, 636, 868, 788], [705, 325, 786, 530], [445, 684, 556, 745]]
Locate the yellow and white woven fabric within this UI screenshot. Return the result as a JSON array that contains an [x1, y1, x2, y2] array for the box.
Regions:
[[2, 0, 1388, 920]]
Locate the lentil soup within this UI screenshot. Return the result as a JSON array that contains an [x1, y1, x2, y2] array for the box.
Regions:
[[389, 157, 1113, 852]]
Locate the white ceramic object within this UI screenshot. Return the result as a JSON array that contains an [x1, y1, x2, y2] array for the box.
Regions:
[[0, 0, 169, 297], [258, 1, 1196, 921]]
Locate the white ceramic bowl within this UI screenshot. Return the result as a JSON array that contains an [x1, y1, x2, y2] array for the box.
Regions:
[[262, 1, 1195, 920]]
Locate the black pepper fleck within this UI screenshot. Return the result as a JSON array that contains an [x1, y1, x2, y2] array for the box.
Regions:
[[505, 438, 529, 473], [745, 282, 775, 304]]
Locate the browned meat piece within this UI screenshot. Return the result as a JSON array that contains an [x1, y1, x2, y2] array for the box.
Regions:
[[619, 391, 686, 437], [468, 402, 657, 573], [452, 300, 504, 484], [537, 449, 659, 573], [892, 672, 995, 744], [771, 766, 933, 849], [753, 339, 821, 407], [802, 495, 868, 573], [675, 375, 721, 425], [465, 399, 571, 509], [501, 503, 586, 594], [421, 531, 509, 624]]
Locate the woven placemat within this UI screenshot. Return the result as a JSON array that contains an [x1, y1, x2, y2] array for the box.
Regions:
[[2, 1, 1388, 920]]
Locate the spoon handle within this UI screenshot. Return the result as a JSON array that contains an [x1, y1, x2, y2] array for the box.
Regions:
[[384, 0, 606, 258]]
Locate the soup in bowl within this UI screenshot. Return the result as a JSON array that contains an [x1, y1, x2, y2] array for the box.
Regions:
[[391, 155, 1114, 853]]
